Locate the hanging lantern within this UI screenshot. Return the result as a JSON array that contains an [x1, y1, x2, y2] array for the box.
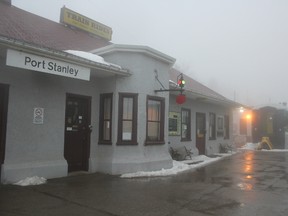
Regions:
[[176, 94, 186, 104]]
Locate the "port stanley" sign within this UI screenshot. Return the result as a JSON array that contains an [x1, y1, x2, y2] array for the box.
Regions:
[[6, 49, 90, 81]]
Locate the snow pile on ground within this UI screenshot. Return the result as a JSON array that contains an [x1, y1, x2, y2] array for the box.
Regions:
[[262, 149, 288, 152], [239, 143, 259, 150], [14, 176, 47, 186], [121, 161, 190, 178], [239, 142, 288, 152], [121, 154, 232, 178]]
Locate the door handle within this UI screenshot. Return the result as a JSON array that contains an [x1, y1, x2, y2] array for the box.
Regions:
[[88, 125, 93, 132]]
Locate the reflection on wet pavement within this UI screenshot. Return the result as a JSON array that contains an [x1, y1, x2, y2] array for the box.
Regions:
[[236, 151, 254, 191], [237, 182, 253, 191]]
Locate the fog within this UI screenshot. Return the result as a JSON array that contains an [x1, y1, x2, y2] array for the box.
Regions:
[[12, 0, 288, 107]]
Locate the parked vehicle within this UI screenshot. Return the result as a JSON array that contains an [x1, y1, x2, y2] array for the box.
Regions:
[[252, 105, 288, 149]]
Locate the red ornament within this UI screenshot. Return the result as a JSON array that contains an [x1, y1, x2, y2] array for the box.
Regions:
[[176, 94, 186, 104]]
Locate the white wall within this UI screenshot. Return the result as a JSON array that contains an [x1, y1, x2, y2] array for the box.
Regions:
[[95, 51, 173, 174], [0, 57, 102, 182], [169, 94, 233, 156]]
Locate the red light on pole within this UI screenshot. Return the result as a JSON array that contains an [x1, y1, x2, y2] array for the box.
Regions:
[[176, 94, 186, 104]]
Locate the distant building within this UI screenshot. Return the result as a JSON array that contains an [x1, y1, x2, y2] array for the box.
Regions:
[[252, 104, 288, 149]]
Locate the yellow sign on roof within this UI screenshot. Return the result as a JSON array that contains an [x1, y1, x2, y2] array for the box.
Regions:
[[60, 7, 112, 41]]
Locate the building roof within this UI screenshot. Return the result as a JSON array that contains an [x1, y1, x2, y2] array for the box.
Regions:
[[0, 2, 111, 51], [170, 68, 240, 107], [92, 44, 176, 66], [253, 103, 288, 111]]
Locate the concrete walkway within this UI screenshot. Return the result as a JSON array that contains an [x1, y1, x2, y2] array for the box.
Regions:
[[1, 151, 288, 216]]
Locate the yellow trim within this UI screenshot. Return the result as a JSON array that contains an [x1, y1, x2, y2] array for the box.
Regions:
[[258, 137, 273, 150]]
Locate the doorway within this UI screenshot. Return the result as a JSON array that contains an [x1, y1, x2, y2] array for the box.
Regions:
[[0, 84, 9, 177], [196, 112, 206, 155], [64, 94, 91, 172]]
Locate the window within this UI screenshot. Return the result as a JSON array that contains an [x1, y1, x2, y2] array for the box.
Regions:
[[117, 93, 138, 145], [217, 116, 224, 137], [99, 93, 113, 144], [169, 112, 181, 136], [146, 96, 165, 144], [181, 108, 191, 141], [224, 115, 230, 139], [209, 113, 216, 140]]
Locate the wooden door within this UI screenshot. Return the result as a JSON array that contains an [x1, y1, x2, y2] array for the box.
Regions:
[[64, 94, 91, 172], [196, 112, 206, 155]]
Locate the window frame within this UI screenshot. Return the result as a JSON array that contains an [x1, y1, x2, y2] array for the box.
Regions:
[[98, 93, 113, 145], [117, 93, 138, 145], [145, 95, 165, 145], [181, 108, 191, 141]]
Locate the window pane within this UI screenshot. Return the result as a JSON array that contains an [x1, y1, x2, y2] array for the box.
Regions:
[[224, 115, 230, 139], [146, 97, 164, 144], [103, 97, 111, 119], [99, 94, 112, 143], [122, 121, 132, 140], [181, 109, 190, 139], [209, 113, 216, 139], [218, 117, 224, 130], [209, 113, 215, 124], [148, 100, 160, 121], [103, 120, 110, 140], [123, 97, 133, 120], [181, 123, 188, 138], [147, 122, 160, 141], [182, 110, 188, 124]]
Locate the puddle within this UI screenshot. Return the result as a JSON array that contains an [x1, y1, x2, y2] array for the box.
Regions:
[[237, 182, 253, 191]]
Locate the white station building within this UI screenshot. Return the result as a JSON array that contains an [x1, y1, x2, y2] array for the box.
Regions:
[[0, 0, 240, 183]]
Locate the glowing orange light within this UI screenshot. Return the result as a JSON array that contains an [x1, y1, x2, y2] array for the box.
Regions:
[[246, 114, 252, 120], [245, 165, 252, 173], [246, 175, 253, 179]]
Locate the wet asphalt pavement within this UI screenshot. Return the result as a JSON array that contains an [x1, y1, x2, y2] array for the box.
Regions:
[[1, 150, 288, 216]]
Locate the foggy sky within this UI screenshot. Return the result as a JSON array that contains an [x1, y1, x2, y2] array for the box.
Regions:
[[12, 0, 288, 107]]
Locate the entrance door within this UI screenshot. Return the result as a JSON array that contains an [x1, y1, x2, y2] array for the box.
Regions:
[[64, 94, 91, 172], [196, 112, 206, 155], [0, 84, 9, 176]]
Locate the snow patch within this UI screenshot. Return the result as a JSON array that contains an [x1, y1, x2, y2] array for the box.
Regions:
[[262, 149, 288, 152], [239, 143, 288, 152], [239, 143, 259, 150], [120, 154, 233, 178], [14, 176, 47, 186], [64, 50, 122, 69]]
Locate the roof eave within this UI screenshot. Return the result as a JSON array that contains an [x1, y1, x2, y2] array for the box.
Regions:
[[169, 87, 242, 108], [0, 35, 131, 77], [92, 44, 176, 67]]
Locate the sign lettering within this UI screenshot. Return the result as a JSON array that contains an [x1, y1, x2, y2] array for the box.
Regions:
[[60, 7, 112, 41], [6, 49, 90, 81]]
